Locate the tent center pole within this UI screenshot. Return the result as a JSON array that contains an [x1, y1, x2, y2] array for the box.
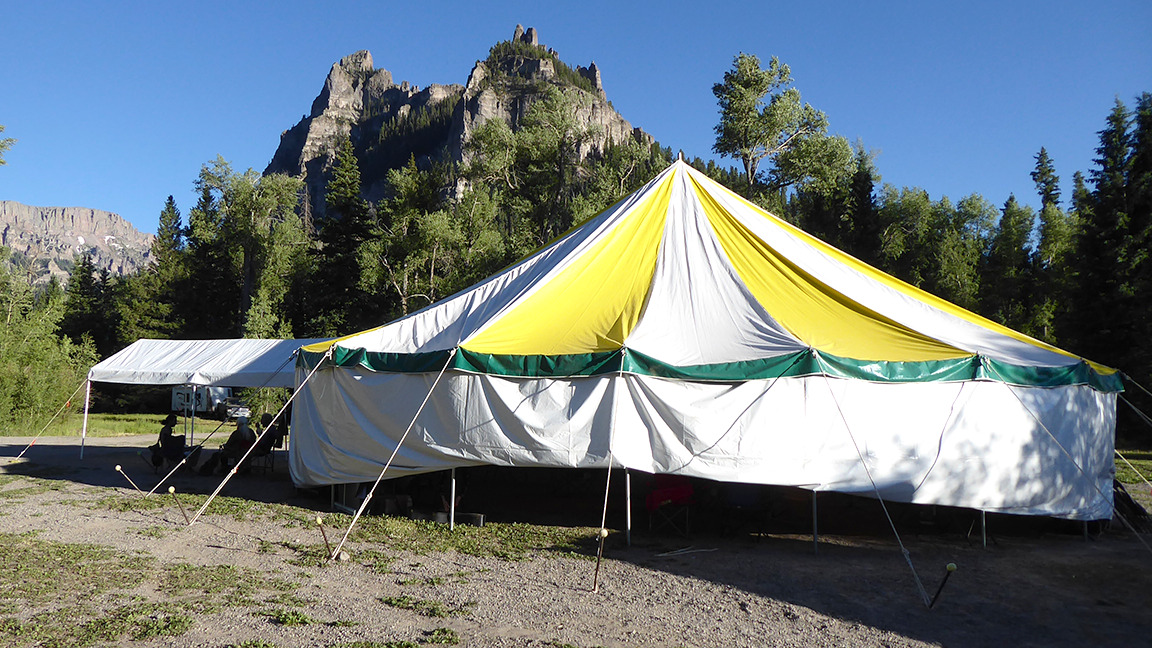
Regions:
[[449, 468, 456, 531], [812, 490, 818, 555], [625, 469, 632, 547]]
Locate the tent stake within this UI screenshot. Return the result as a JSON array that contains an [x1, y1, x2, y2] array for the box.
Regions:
[[625, 468, 632, 547], [812, 490, 818, 555], [80, 380, 91, 459], [449, 468, 456, 531]]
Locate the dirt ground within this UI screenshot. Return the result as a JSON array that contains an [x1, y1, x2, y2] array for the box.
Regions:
[[2, 434, 1151, 648]]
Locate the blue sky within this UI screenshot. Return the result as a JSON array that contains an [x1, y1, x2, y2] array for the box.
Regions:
[[1, 1, 1149, 235]]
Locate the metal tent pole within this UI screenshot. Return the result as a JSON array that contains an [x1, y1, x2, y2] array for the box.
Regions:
[[812, 490, 819, 555], [981, 510, 987, 549], [450, 468, 456, 531], [625, 469, 632, 547]]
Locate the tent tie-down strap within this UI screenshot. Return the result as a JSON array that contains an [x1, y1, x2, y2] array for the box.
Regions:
[[190, 345, 334, 526], [13, 380, 88, 461], [815, 360, 933, 608], [988, 368, 1152, 558], [329, 347, 460, 561]]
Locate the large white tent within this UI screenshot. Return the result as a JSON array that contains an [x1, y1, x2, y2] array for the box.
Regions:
[[291, 161, 1121, 520]]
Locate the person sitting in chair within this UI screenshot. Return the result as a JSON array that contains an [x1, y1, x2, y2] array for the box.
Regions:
[[220, 416, 256, 469], [199, 416, 256, 475], [148, 413, 185, 468]]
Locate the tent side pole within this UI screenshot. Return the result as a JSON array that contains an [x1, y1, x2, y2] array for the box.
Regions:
[[449, 468, 456, 531], [812, 490, 818, 555], [80, 380, 91, 460], [625, 468, 632, 547], [981, 510, 987, 549], [189, 387, 196, 447]]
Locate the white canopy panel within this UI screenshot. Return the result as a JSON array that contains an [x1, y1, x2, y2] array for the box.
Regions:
[[89, 338, 327, 388]]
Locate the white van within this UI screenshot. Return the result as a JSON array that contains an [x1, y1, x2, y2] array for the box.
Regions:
[[171, 386, 248, 419]]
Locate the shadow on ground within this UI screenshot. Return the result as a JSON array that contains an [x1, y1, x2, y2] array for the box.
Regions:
[[4, 436, 1151, 648]]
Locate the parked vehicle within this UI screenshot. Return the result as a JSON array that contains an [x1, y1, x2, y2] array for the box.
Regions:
[[171, 386, 248, 419]]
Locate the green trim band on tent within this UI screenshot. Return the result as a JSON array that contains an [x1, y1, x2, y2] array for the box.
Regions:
[[454, 349, 624, 376], [301, 345, 1123, 392]]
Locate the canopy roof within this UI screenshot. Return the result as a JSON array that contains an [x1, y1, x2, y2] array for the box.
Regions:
[[90, 338, 326, 389], [305, 160, 1118, 391]]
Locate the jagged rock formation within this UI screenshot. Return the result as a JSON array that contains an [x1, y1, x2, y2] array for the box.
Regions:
[[265, 26, 651, 219], [265, 50, 465, 217], [0, 201, 153, 285]]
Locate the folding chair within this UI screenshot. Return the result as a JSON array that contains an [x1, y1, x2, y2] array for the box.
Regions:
[[646, 475, 693, 536]]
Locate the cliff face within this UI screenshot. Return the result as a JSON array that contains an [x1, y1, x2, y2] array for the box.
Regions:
[[0, 201, 153, 284], [264, 50, 465, 217], [448, 29, 646, 166], [265, 26, 651, 219]]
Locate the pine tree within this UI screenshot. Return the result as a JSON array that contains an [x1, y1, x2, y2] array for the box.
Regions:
[[1125, 93, 1152, 390], [844, 144, 882, 265], [179, 178, 240, 337], [1072, 99, 1135, 366], [58, 253, 118, 356], [981, 195, 1035, 331], [1030, 147, 1061, 210], [306, 137, 372, 336]]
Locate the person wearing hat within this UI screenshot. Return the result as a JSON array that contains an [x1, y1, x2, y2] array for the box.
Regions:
[[149, 413, 186, 467]]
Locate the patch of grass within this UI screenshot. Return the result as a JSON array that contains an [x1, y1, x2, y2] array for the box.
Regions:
[[398, 575, 446, 587], [90, 491, 313, 525], [3, 601, 195, 646], [228, 641, 280, 648], [82, 602, 195, 641], [331, 636, 417, 641], [358, 548, 396, 574], [136, 525, 168, 538], [348, 515, 596, 561], [424, 627, 460, 645], [160, 563, 297, 612], [326, 619, 360, 627], [24, 412, 165, 438], [0, 483, 62, 501], [264, 592, 314, 607], [379, 595, 451, 618], [0, 532, 151, 605], [1116, 449, 1152, 484], [281, 540, 331, 567], [267, 608, 314, 626]]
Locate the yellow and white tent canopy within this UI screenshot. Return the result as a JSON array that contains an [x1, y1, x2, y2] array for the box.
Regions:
[[292, 160, 1120, 519]]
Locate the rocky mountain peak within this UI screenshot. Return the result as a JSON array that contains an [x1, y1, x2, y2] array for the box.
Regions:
[[0, 201, 153, 285], [265, 25, 650, 219]]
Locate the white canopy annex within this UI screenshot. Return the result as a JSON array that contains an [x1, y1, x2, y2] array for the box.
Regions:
[[81, 338, 326, 451], [88, 338, 329, 389], [290, 161, 1123, 522]]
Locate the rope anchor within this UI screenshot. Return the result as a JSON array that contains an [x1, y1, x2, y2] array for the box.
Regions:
[[928, 562, 957, 608]]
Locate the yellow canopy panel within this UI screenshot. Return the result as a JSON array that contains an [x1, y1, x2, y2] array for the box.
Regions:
[[462, 171, 674, 355], [692, 174, 968, 362]]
